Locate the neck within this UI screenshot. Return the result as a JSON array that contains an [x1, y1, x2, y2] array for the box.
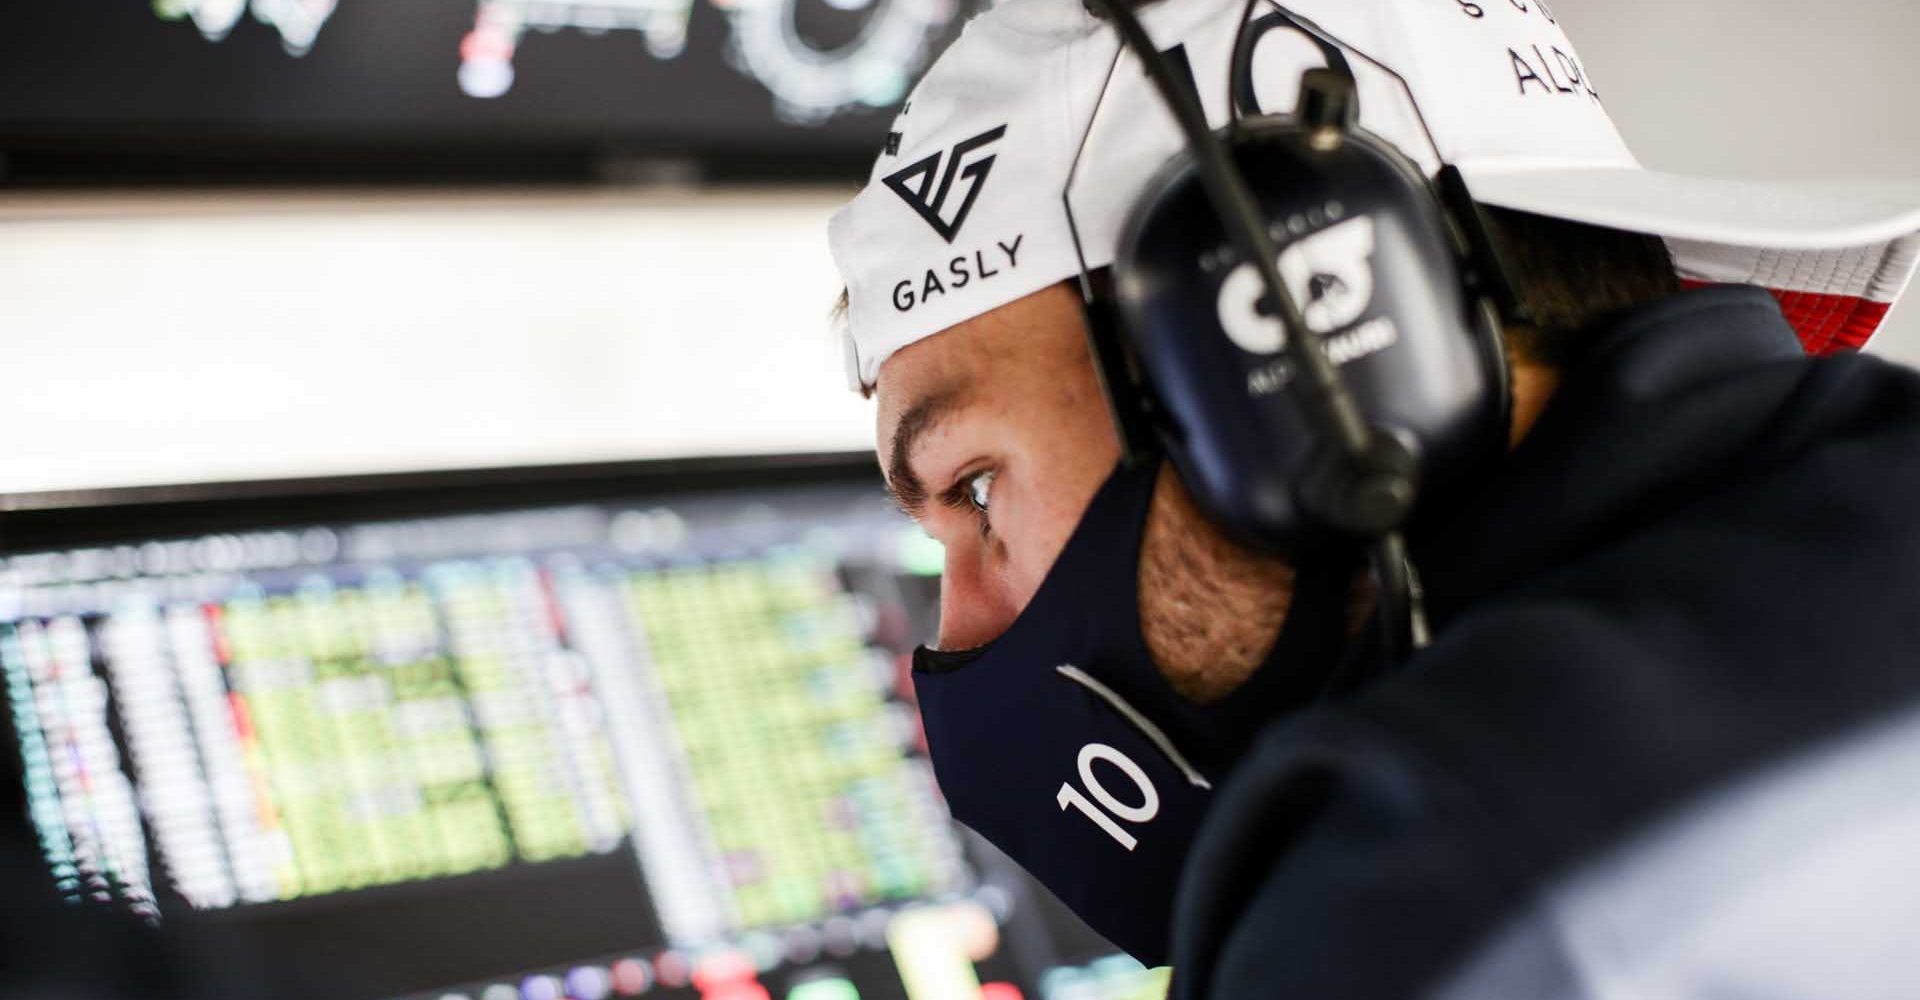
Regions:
[[1508, 348, 1562, 448], [1145, 348, 1565, 705]]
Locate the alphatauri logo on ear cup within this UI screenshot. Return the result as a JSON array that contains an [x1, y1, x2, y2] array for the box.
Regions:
[[883, 125, 1007, 243], [1219, 215, 1378, 354], [1217, 214, 1403, 398]]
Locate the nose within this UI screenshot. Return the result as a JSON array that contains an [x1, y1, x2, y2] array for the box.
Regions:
[[935, 537, 1018, 652]]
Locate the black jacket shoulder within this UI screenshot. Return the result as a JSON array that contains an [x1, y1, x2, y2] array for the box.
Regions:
[[1172, 289, 1920, 999]]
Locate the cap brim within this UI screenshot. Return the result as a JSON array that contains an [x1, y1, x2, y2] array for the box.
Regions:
[[1459, 164, 1920, 251], [1456, 163, 1920, 355]]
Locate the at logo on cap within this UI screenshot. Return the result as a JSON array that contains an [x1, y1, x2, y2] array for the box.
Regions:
[[883, 125, 1008, 243]]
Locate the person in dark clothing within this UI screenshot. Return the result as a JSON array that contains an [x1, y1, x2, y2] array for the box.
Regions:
[[826, 0, 1920, 993], [1176, 285, 1920, 998]]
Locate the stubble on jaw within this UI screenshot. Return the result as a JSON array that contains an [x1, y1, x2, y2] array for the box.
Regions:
[[1137, 464, 1296, 705]]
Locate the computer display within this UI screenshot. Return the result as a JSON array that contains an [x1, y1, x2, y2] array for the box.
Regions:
[[0, 1, 967, 178], [0, 459, 1159, 1000]]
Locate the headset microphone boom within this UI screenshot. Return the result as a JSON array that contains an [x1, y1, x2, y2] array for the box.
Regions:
[[1078, 0, 1520, 671]]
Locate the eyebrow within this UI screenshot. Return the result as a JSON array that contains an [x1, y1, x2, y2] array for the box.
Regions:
[[886, 387, 968, 520]]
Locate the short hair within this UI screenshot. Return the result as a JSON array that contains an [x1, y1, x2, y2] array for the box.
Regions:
[[829, 287, 874, 398], [1481, 206, 1681, 366]]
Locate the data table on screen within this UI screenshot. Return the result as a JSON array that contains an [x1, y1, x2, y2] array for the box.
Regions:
[[0, 475, 1134, 1000]]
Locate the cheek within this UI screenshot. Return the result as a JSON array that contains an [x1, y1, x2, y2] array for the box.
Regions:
[[992, 402, 1122, 603], [992, 478, 1096, 610]]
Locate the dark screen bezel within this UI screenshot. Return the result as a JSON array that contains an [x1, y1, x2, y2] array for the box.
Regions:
[[0, 452, 883, 554]]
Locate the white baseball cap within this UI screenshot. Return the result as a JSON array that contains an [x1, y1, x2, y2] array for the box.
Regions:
[[828, 0, 1920, 391]]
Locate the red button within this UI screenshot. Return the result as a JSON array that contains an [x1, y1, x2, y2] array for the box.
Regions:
[[691, 950, 757, 991], [702, 984, 770, 1000], [609, 958, 651, 996]]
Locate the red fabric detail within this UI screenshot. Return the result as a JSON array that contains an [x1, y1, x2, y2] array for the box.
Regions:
[[1681, 279, 1892, 356]]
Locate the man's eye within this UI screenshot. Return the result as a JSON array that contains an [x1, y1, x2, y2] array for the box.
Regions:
[[966, 470, 995, 514]]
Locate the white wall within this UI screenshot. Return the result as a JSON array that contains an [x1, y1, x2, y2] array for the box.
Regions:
[[1552, 0, 1920, 362], [0, 189, 869, 496], [1, 0, 1915, 496]]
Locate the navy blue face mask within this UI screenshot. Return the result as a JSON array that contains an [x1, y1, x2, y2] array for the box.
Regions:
[[911, 460, 1355, 965]]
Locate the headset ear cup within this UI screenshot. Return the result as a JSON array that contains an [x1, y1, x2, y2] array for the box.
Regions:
[[1111, 117, 1514, 552], [1436, 166, 1532, 330], [1077, 284, 1165, 465], [1473, 294, 1515, 453]]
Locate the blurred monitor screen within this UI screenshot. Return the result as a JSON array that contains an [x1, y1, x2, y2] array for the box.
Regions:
[[0, 2, 967, 177], [0, 457, 1143, 1000]]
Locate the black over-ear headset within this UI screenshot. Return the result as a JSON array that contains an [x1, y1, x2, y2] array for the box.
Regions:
[[1074, 0, 1524, 667]]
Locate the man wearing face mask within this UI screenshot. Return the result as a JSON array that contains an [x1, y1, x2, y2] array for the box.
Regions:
[[829, 0, 1920, 995]]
